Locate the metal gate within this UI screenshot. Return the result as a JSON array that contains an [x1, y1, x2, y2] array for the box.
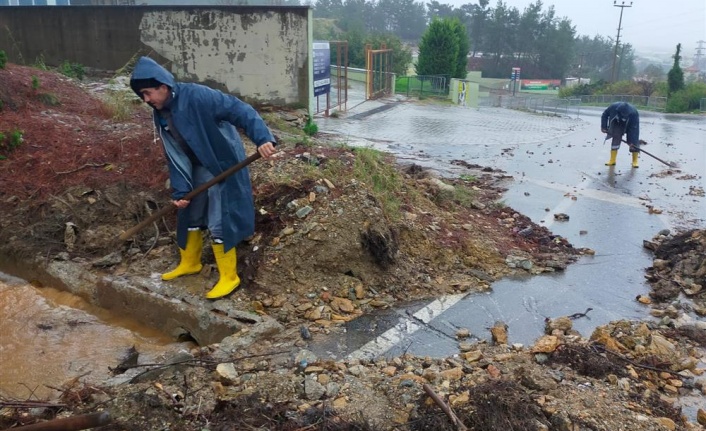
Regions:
[[365, 43, 393, 100], [314, 40, 349, 116]]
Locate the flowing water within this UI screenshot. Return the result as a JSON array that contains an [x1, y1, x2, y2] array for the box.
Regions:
[[0, 272, 189, 401]]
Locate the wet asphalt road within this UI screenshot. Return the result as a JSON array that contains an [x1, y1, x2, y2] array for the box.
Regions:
[[313, 94, 706, 360]]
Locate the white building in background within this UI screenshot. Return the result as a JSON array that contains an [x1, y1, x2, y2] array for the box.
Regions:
[[1, 0, 71, 4]]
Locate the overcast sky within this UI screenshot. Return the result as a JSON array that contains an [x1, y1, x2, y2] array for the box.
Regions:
[[447, 0, 706, 56]]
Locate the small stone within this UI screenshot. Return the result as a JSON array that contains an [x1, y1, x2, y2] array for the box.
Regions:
[[456, 328, 471, 339], [296, 206, 314, 218], [216, 363, 238, 382], [637, 295, 652, 304], [462, 350, 483, 362], [490, 321, 508, 345], [486, 364, 501, 378], [697, 409, 706, 426], [655, 417, 676, 430], [439, 367, 464, 381], [382, 366, 397, 376]]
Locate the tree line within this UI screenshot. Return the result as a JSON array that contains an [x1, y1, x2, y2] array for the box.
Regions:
[[313, 0, 636, 81]]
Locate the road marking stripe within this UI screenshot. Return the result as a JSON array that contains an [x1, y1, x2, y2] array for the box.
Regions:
[[348, 294, 466, 360]]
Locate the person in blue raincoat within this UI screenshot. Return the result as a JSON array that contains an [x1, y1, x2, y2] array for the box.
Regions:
[[601, 101, 640, 168], [130, 56, 276, 299]]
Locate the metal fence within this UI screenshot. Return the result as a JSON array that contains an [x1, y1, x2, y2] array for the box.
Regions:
[[396, 75, 449, 98], [578, 94, 667, 111], [701, 98, 706, 112], [479, 94, 583, 118]]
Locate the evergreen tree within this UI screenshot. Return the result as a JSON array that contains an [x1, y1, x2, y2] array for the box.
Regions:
[[450, 18, 470, 79], [667, 43, 684, 97], [416, 17, 459, 78]]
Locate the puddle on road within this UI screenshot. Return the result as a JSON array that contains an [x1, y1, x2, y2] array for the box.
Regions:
[[0, 272, 189, 401]]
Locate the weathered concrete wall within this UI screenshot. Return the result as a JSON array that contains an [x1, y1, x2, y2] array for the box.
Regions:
[[0, 6, 310, 106]]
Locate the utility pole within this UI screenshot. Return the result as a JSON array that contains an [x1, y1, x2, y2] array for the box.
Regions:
[[611, 1, 632, 82], [696, 40, 705, 71], [577, 52, 585, 84]]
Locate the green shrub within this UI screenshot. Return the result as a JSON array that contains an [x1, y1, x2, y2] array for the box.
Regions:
[[303, 116, 318, 136], [0, 128, 23, 159], [59, 60, 85, 80], [597, 80, 643, 96], [0, 50, 7, 69], [38, 93, 60, 106], [9, 129, 23, 148], [666, 83, 706, 113], [31, 75, 40, 90], [33, 54, 48, 71], [666, 90, 688, 113]]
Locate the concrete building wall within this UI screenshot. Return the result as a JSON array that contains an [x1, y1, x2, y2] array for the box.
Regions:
[[0, 6, 311, 106]]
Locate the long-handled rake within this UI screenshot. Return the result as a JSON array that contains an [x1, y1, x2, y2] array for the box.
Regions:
[[623, 139, 678, 168]]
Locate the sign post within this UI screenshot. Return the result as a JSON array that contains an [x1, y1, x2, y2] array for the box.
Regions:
[[313, 41, 331, 114], [511, 67, 521, 96]]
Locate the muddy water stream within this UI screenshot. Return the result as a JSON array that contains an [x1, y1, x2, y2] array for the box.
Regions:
[[0, 272, 189, 401]]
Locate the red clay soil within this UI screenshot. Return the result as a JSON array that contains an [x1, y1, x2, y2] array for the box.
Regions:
[[0, 63, 165, 202]]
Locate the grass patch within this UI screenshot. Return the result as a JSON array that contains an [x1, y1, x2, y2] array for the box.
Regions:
[[429, 179, 477, 210], [352, 147, 402, 220], [37, 93, 60, 106], [101, 90, 137, 121], [320, 157, 347, 179], [33, 54, 49, 71]]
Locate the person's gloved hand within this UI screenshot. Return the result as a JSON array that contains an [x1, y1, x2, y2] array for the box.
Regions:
[[601, 128, 608, 134]]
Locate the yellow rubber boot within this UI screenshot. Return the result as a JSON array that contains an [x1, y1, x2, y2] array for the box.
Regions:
[[631, 151, 639, 168], [206, 243, 241, 299], [162, 230, 203, 281], [605, 150, 618, 166]]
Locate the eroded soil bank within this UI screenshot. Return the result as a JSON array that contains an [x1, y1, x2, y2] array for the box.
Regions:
[[1, 63, 706, 430]]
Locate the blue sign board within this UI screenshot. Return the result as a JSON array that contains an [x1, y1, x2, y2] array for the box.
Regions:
[[511, 67, 521, 81], [313, 41, 331, 97]]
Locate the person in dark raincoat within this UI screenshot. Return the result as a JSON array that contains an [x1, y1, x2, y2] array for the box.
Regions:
[[130, 56, 276, 299], [601, 101, 640, 168]]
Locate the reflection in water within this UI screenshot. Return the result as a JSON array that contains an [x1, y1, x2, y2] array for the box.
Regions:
[[0, 274, 186, 400]]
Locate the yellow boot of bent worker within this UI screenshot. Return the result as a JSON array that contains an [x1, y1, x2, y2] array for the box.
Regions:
[[631, 151, 639, 168], [206, 243, 241, 299], [162, 230, 203, 280], [605, 150, 618, 166]]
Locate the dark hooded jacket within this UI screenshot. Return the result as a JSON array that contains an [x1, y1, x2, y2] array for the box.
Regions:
[[601, 102, 640, 145], [130, 56, 275, 252]]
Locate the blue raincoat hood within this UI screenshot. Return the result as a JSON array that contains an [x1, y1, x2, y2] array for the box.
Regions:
[[130, 57, 176, 98]]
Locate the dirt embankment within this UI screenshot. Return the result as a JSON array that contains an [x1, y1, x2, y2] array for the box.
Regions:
[[2, 63, 706, 431]]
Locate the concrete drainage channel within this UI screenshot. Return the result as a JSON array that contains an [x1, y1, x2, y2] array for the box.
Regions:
[[0, 253, 282, 347]]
